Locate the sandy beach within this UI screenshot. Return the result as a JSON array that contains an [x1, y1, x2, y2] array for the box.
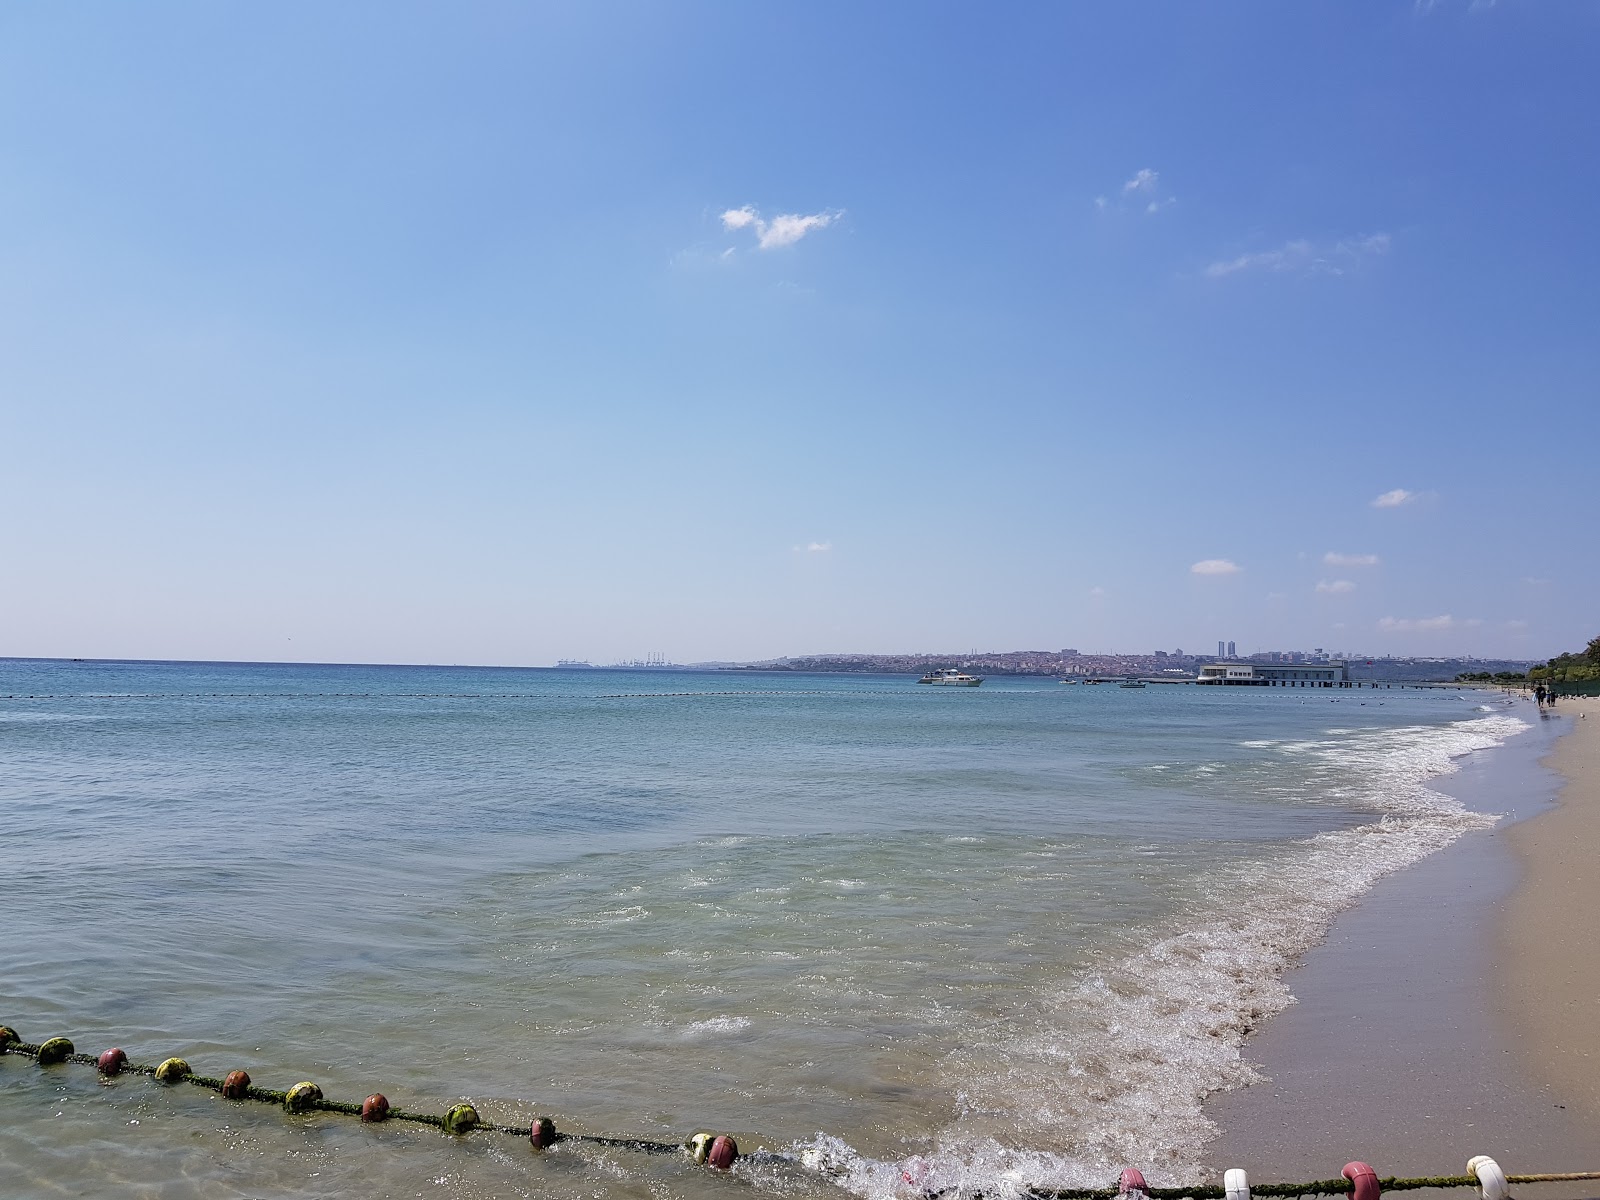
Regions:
[[1497, 695, 1600, 1124], [1210, 696, 1600, 1187]]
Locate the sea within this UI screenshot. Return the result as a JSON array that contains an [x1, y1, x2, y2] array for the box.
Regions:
[[0, 658, 1532, 1200]]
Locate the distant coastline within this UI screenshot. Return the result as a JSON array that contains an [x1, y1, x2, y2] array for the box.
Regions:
[[3, 652, 1539, 684], [730, 651, 1536, 683]]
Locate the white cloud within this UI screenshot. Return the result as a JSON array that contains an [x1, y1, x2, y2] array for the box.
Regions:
[[1205, 233, 1388, 279], [1316, 579, 1356, 594], [804, 541, 831, 552], [1378, 614, 1456, 632], [1416, 0, 1498, 13], [1123, 168, 1159, 196], [1206, 240, 1314, 278], [1191, 559, 1241, 576], [1088, 585, 1106, 596], [760, 212, 836, 249], [1507, 619, 1529, 630], [1324, 552, 1380, 567], [1371, 488, 1417, 509], [721, 205, 838, 251], [1096, 169, 1175, 215]]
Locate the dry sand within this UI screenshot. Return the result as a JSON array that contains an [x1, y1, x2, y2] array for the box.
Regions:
[[1209, 696, 1600, 1187], [1497, 695, 1600, 1124]]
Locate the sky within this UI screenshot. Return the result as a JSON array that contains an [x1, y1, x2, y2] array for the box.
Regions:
[[1, 1, 1596, 666]]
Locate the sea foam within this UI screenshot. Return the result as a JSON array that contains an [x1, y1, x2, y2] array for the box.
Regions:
[[796, 713, 1527, 1197]]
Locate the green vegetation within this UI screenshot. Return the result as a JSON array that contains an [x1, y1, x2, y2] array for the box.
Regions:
[[1529, 634, 1600, 684], [1455, 670, 1528, 683]]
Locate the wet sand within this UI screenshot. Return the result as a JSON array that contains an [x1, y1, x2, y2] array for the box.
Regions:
[[1208, 696, 1598, 1188]]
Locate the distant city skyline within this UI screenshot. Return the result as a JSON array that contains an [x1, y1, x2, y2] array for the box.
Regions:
[[1, 3, 1594, 666]]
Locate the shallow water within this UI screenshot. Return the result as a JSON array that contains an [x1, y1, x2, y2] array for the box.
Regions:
[[0, 660, 1530, 1197]]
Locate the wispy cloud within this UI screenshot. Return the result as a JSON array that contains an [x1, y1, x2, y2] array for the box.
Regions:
[[722, 205, 838, 251], [1371, 488, 1417, 509], [792, 540, 832, 553], [1123, 168, 1159, 196], [1378, 614, 1456, 632], [1205, 233, 1389, 279], [1416, 0, 1498, 13], [1191, 559, 1241, 576], [1316, 579, 1356, 594], [1088, 585, 1107, 597], [1096, 168, 1176, 215], [1324, 552, 1380, 567]]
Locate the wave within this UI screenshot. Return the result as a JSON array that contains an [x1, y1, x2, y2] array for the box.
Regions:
[[794, 713, 1527, 1198]]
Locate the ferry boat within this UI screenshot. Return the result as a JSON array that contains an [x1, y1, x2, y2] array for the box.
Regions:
[[1118, 679, 1147, 689], [917, 668, 983, 687]]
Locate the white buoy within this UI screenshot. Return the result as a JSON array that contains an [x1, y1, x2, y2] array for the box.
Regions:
[[1225, 1168, 1251, 1200], [1468, 1155, 1510, 1200]]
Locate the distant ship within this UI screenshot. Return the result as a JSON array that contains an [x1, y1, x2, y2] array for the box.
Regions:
[[917, 668, 983, 687], [556, 660, 595, 668]]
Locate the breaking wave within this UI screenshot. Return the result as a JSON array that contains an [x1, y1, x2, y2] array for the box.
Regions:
[[793, 713, 1527, 1197]]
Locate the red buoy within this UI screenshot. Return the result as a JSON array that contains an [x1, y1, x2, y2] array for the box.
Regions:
[[1120, 1169, 1150, 1196], [361, 1093, 390, 1123], [707, 1135, 738, 1170], [222, 1070, 251, 1099], [1343, 1162, 1381, 1200], [97, 1048, 127, 1076], [529, 1116, 556, 1148]]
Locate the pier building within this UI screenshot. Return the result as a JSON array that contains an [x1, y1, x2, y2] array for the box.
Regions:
[[1196, 661, 1350, 686]]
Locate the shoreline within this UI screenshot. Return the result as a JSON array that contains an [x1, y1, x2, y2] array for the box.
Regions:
[[1495, 695, 1600, 1124], [1207, 697, 1597, 1185]]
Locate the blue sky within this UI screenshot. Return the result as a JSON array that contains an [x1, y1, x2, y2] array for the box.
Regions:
[[2, 1, 1595, 665]]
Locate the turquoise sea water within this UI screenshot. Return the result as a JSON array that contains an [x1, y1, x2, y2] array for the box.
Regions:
[[0, 659, 1530, 1199]]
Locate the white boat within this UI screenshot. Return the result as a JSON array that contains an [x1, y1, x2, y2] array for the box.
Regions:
[[917, 668, 983, 687], [1118, 679, 1147, 689]]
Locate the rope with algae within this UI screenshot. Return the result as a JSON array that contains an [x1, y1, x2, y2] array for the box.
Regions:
[[6, 1027, 1600, 1195], [0, 1029, 695, 1160]]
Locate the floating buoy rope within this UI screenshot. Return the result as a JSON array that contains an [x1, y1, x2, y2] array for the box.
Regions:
[[4, 1025, 1598, 1193], [0, 1027, 730, 1166]]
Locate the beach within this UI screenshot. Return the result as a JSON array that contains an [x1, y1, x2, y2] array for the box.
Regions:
[[1210, 696, 1600, 1186], [1498, 696, 1600, 1125]]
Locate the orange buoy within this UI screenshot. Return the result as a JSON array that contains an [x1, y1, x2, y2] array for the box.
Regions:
[[222, 1070, 251, 1099], [529, 1116, 556, 1148], [97, 1048, 127, 1076], [707, 1135, 738, 1170], [1120, 1168, 1150, 1197], [361, 1094, 390, 1123]]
